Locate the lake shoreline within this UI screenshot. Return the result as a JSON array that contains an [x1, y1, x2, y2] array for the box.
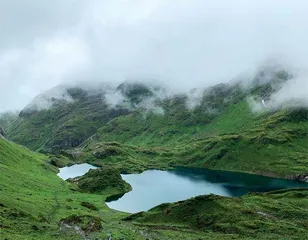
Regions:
[[105, 167, 308, 213]]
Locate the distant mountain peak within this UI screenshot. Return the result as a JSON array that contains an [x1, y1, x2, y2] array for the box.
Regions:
[[19, 86, 73, 117]]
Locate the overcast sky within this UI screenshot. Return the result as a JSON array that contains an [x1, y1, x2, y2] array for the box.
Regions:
[[1, 0, 308, 112]]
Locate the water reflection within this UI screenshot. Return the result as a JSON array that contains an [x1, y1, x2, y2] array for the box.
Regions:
[[57, 163, 97, 180], [106, 168, 308, 213]]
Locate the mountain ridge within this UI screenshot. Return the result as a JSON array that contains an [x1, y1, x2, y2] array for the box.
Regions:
[[2, 67, 308, 239], [2, 67, 308, 179]]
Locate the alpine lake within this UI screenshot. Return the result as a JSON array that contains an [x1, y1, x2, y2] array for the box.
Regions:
[[58, 164, 308, 213]]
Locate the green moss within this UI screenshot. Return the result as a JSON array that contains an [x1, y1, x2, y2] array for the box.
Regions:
[[72, 167, 132, 195]]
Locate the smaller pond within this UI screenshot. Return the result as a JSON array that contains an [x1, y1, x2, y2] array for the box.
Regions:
[[106, 168, 308, 213], [57, 163, 97, 180]]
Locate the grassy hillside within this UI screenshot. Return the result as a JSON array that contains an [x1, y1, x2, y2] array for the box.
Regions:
[[85, 69, 290, 147], [3, 69, 288, 151], [1, 137, 308, 239], [173, 106, 308, 178], [126, 189, 308, 239], [84, 83, 246, 147], [0, 111, 18, 131], [0, 138, 146, 239], [77, 101, 308, 179], [2, 67, 308, 179], [72, 167, 132, 194], [4, 87, 130, 153]]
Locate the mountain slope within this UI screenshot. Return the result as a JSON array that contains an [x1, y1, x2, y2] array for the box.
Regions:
[[3, 68, 289, 152], [126, 189, 308, 239], [4, 86, 130, 153], [77, 103, 308, 179], [84, 68, 291, 147], [0, 138, 143, 239], [3, 67, 308, 179], [1, 137, 308, 239]]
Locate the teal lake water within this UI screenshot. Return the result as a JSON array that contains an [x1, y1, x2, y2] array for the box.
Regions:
[[57, 163, 97, 180], [106, 168, 308, 213]]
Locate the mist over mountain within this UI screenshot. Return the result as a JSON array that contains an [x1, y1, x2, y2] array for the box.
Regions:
[[1, 0, 308, 112], [16, 62, 299, 120], [1, 64, 299, 155], [2, 3, 308, 239]]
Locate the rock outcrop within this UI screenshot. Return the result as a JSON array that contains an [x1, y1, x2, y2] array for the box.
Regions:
[[0, 127, 5, 139], [293, 174, 308, 183], [70, 167, 131, 194]]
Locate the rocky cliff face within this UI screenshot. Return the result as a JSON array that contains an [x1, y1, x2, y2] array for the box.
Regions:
[[0, 127, 5, 139]]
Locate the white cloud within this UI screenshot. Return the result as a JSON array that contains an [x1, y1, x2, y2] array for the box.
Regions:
[[105, 90, 127, 108], [1, 0, 308, 112], [23, 86, 74, 112], [269, 74, 308, 109]]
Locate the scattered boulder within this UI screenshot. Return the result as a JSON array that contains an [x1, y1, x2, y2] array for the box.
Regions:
[[91, 144, 124, 159], [80, 201, 99, 211], [61, 149, 84, 160], [48, 157, 72, 168], [293, 173, 308, 182], [59, 214, 102, 235], [0, 224, 9, 229]]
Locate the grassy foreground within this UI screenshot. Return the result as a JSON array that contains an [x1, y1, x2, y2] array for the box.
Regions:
[[1, 138, 308, 239], [0, 138, 143, 239], [126, 189, 308, 240]]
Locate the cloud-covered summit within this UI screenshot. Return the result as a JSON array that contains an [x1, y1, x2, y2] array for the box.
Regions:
[[1, 0, 308, 112]]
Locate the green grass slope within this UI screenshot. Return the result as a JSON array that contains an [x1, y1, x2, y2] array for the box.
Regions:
[[78, 101, 308, 179], [85, 68, 290, 147], [4, 87, 130, 153], [126, 189, 308, 239], [0, 112, 18, 131], [172, 106, 308, 178], [0, 138, 151, 239], [2, 138, 308, 239], [72, 167, 132, 194], [85, 83, 246, 147], [3, 68, 290, 154], [3, 68, 308, 179]]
